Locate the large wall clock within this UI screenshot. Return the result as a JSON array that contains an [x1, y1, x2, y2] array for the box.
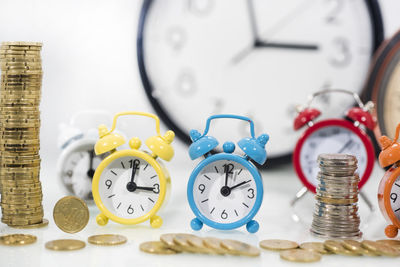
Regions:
[[137, 0, 383, 166]]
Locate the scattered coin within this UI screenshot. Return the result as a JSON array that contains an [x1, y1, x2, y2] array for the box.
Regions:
[[53, 196, 89, 233], [324, 240, 346, 254], [376, 239, 400, 248], [362, 240, 400, 257], [160, 233, 183, 252], [0, 234, 36, 246], [88, 234, 127, 246], [221, 239, 260, 257], [140, 241, 179, 255], [45, 239, 86, 251], [203, 237, 228, 254], [280, 249, 321, 263], [259, 239, 299, 251], [173, 233, 211, 254], [300, 242, 330, 254]]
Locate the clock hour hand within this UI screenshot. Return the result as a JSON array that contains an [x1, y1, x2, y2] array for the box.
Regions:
[[229, 180, 251, 191]]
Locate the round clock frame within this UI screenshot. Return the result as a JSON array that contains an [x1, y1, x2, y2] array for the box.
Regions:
[[137, 0, 384, 167]]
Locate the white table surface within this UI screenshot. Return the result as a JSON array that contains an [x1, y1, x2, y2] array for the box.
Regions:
[[0, 153, 398, 267]]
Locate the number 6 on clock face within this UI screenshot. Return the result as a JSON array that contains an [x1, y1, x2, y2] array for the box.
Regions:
[[193, 160, 257, 224]]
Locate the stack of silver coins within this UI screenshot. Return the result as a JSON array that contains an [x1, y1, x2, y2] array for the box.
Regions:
[[310, 153, 362, 239]]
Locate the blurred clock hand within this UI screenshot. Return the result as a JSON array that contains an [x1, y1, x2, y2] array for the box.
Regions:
[[87, 150, 95, 179]]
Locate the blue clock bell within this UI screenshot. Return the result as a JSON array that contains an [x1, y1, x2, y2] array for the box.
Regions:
[[187, 114, 269, 233]]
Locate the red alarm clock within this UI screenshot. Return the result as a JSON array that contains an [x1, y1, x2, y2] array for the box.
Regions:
[[291, 89, 376, 208]]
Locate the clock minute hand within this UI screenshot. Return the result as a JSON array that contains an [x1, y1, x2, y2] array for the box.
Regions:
[[130, 161, 139, 184], [229, 180, 251, 191], [254, 40, 319, 50], [224, 165, 229, 187], [87, 150, 95, 178]]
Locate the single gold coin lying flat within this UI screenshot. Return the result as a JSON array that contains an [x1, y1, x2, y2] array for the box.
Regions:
[[140, 241, 179, 255], [221, 239, 260, 257], [362, 240, 400, 257], [53, 196, 89, 233], [259, 239, 299, 251], [88, 234, 127, 246], [300, 242, 330, 254], [203, 237, 228, 254], [280, 249, 321, 263], [45, 239, 85, 251], [0, 234, 36, 246]]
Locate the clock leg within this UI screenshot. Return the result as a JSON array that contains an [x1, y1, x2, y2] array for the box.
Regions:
[[190, 218, 203, 231], [385, 225, 399, 238], [96, 213, 108, 226], [246, 220, 259, 233], [150, 215, 163, 228]]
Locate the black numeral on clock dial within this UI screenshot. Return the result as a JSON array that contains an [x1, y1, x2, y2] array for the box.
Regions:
[[221, 209, 228, 220], [198, 184, 205, 194], [127, 205, 134, 214], [105, 179, 112, 189]]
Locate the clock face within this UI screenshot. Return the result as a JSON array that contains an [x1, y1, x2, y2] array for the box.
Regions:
[[98, 156, 160, 219], [390, 176, 400, 222], [192, 160, 257, 224], [138, 0, 383, 163], [60, 141, 105, 200], [299, 125, 367, 187]]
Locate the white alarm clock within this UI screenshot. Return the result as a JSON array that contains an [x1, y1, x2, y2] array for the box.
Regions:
[[57, 111, 114, 200]]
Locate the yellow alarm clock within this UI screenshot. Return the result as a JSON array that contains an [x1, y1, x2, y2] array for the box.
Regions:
[[92, 111, 174, 228]]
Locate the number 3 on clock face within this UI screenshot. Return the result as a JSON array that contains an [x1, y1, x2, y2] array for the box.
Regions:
[[188, 157, 263, 230]]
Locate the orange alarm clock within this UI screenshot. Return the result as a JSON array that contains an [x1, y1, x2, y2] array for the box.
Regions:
[[378, 122, 400, 238]]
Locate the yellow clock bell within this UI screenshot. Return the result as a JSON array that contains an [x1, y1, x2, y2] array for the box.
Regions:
[[92, 111, 174, 228]]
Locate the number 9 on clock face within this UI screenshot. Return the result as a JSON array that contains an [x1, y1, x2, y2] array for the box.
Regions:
[[98, 156, 161, 220], [190, 159, 261, 226]]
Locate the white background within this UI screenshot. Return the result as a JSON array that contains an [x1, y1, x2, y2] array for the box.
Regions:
[[0, 0, 400, 266]]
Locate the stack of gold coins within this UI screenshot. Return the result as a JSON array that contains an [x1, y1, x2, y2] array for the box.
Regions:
[[310, 153, 361, 239], [0, 41, 44, 227]]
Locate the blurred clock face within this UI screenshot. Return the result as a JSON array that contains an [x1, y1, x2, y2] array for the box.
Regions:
[[138, 0, 382, 163]]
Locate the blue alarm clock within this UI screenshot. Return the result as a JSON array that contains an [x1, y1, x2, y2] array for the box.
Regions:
[[187, 114, 269, 233]]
